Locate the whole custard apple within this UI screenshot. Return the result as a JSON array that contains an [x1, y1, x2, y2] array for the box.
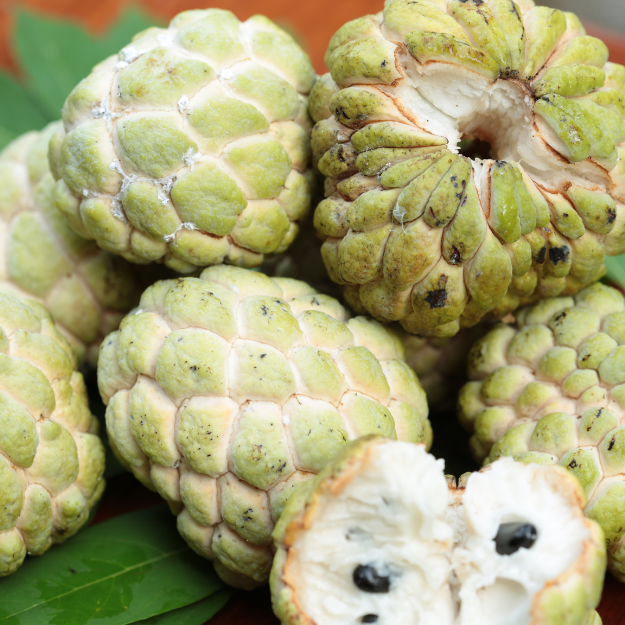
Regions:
[[0, 290, 106, 576], [458, 283, 625, 580], [311, 0, 625, 338], [50, 9, 317, 273], [98, 266, 432, 588], [0, 123, 138, 366], [271, 436, 605, 625]]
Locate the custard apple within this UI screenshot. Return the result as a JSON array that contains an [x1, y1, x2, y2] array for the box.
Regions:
[[271, 436, 605, 625], [49, 9, 317, 273], [0, 123, 137, 365], [458, 282, 625, 580], [97, 266, 432, 588], [0, 290, 106, 576], [311, 0, 625, 338]]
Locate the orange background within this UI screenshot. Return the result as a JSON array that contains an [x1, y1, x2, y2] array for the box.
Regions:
[[0, 0, 624, 75]]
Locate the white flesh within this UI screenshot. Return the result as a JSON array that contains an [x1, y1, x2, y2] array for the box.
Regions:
[[289, 443, 456, 625], [454, 458, 590, 625]]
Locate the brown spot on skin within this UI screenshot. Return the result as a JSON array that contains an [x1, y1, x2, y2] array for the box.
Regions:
[[426, 288, 448, 308], [450, 247, 462, 264], [568, 459, 578, 469], [608, 208, 616, 224], [608, 437, 616, 451], [536, 247, 547, 264], [554, 311, 567, 323], [549, 246, 569, 265]]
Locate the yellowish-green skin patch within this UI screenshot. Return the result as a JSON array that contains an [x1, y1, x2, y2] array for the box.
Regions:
[[172, 163, 247, 236], [176, 10, 245, 63], [117, 47, 214, 107], [117, 117, 197, 178], [232, 407, 295, 491], [286, 401, 348, 473], [156, 329, 228, 402], [226, 141, 292, 200], [188, 98, 269, 153], [229, 65, 300, 122], [177, 398, 235, 476]]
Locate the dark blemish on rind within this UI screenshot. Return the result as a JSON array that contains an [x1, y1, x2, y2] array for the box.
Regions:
[[361, 616, 379, 623], [608, 437, 616, 451], [549, 246, 569, 265], [608, 208, 616, 224], [450, 247, 462, 264], [536, 247, 547, 264], [568, 459, 578, 469], [426, 288, 448, 308]]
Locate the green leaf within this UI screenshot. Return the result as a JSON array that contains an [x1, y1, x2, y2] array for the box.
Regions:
[[605, 255, 625, 289], [0, 507, 225, 625], [14, 7, 159, 119], [138, 591, 233, 625], [0, 71, 48, 149]]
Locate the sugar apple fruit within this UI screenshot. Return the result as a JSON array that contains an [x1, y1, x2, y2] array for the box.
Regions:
[[271, 435, 605, 625], [50, 9, 317, 273], [458, 282, 625, 580], [0, 123, 137, 365], [311, 0, 625, 338], [0, 290, 106, 576], [97, 266, 432, 588]]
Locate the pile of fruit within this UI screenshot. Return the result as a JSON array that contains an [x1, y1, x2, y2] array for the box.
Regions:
[[1, 0, 625, 623]]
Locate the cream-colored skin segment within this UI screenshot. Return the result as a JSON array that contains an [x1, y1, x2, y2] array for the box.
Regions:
[[271, 437, 605, 625], [52, 10, 316, 273], [0, 290, 105, 576], [312, 1, 625, 337], [98, 267, 432, 588]]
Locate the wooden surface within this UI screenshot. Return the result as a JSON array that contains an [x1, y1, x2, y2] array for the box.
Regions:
[[0, 0, 624, 74], [93, 472, 625, 625]]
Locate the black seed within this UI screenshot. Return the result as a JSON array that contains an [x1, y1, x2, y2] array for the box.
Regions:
[[495, 522, 538, 555], [361, 615, 379, 623], [425, 288, 447, 308], [353, 565, 391, 593], [549, 246, 569, 265]]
